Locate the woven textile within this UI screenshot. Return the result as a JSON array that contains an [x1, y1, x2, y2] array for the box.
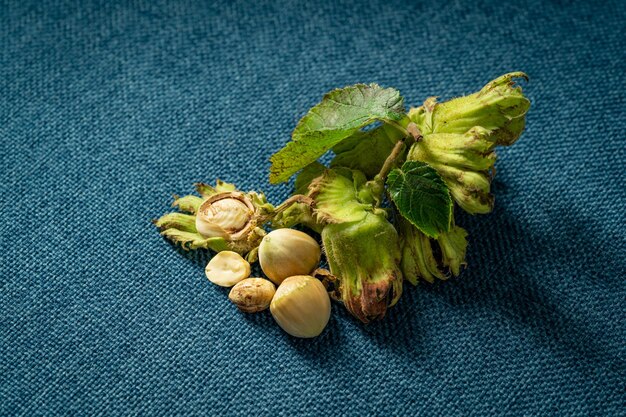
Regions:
[[1, 0, 624, 415]]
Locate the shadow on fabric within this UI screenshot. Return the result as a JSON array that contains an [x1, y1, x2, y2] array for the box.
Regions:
[[157, 201, 623, 381]]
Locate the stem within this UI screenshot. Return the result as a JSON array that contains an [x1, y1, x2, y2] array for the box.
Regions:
[[377, 120, 422, 182], [367, 121, 422, 206], [376, 138, 406, 182], [256, 194, 314, 225], [273, 194, 314, 214]]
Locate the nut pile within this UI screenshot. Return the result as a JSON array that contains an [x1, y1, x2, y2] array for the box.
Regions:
[[204, 229, 331, 338]]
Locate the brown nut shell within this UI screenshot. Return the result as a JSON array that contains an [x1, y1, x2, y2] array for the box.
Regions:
[[228, 278, 276, 313]]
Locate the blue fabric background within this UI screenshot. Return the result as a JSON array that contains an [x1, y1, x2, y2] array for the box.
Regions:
[[1, 0, 624, 415]]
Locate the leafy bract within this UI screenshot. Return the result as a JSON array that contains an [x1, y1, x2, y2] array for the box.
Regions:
[[397, 218, 446, 285], [308, 170, 402, 323], [308, 169, 371, 224], [294, 162, 326, 195], [409, 72, 529, 145], [269, 84, 405, 183], [398, 218, 468, 284], [437, 226, 468, 276], [387, 161, 452, 238]]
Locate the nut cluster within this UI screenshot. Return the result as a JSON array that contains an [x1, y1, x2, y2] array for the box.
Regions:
[[203, 228, 330, 338], [156, 74, 530, 328]]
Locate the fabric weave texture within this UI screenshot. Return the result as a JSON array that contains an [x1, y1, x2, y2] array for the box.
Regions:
[[1, 0, 624, 415]]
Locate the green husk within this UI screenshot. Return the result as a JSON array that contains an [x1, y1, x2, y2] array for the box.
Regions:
[[437, 225, 469, 277], [408, 72, 530, 214], [399, 219, 444, 284], [398, 217, 468, 284], [308, 168, 402, 322], [408, 127, 497, 214]]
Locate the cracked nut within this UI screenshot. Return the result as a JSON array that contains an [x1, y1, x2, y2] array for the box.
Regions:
[[195, 192, 255, 240], [205, 251, 250, 287]]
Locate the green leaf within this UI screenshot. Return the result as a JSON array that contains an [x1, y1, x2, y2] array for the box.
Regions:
[[330, 123, 404, 179], [387, 161, 452, 238], [269, 84, 405, 183]]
